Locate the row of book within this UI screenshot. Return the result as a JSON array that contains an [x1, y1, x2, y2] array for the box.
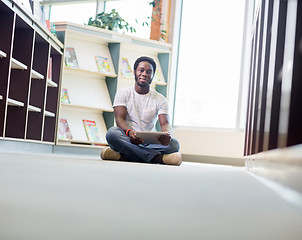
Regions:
[[64, 47, 164, 83], [58, 118, 102, 143], [65, 47, 132, 77]]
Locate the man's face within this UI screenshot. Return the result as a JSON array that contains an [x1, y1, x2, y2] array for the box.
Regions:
[[134, 61, 154, 88]]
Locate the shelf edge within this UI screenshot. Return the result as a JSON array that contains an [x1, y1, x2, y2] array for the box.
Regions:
[[47, 79, 58, 87], [7, 98, 24, 107], [58, 138, 108, 146], [0, 49, 7, 58], [45, 110, 55, 117], [31, 69, 44, 79], [60, 103, 114, 112], [28, 105, 41, 112], [11, 58, 28, 70], [64, 66, 117, 78]]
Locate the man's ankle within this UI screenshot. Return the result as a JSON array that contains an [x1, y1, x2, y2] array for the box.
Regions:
[[150, 154, 164, 164], [162, 152, 182, 166], [101, 147, 121, 161]]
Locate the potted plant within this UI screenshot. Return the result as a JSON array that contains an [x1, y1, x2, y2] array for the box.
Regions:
[[87, 9, 136, 33]]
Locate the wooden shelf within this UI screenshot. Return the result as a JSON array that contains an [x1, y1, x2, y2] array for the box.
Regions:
[[31, 69, 44, 79], [28, 105, 41, 112], [47, 79, 58, 88], [0, 49, 7, 58], [60, 102, 114, 112], [0, 0, 63, 144], [119, 76, 134, 81], [11, 58, 28, 70], [45, 110, 55, 117], [58, 138, 108, 146], [7, 98, 24, 107], [58, 110, 108, 144], [65, 66, 117, 78], [153, 80, 167, 86], [55, 22, 172, 53], [61, 73, 113, 111], [118, 76, 167, 86]]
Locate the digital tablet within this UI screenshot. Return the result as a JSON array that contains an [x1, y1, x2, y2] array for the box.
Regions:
[[135, 131, 168, 144]]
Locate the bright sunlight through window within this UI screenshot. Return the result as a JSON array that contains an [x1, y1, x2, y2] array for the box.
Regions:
[[174, 0, 245, 129]]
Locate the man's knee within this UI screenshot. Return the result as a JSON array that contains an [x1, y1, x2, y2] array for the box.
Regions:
[[106, 126, 122, 142], [170, 138, 180, 152]]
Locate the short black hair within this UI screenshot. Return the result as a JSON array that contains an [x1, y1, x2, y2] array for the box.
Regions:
[[133, 56, 156, 73]]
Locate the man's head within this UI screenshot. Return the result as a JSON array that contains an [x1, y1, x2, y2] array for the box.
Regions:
[[133, 56, 157, 89], [134, 56, 157, 73]]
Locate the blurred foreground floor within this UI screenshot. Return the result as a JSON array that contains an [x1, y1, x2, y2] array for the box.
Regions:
[[0, 151, 302, 240]]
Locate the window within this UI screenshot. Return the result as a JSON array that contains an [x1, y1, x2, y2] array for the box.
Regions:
[[105, 0, 153, 39], [173, 0, 246, 129], [48, 0, 153, 40], [49, 2, 97, 25]]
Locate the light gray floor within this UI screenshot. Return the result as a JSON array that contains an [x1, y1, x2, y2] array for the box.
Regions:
[[0, 151, 302, 240]]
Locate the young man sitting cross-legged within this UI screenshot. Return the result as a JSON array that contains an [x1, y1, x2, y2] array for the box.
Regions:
[[101, 56, 182, 166]]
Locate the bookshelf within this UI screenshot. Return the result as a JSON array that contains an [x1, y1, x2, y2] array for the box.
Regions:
[[244, 0, 302, 194], [0, 0, 63, 143], [245, 0, 302, 154], [55, 22, 172, 148]]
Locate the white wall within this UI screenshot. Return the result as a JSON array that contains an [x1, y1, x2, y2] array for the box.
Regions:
[[173, 127, 245, 159]]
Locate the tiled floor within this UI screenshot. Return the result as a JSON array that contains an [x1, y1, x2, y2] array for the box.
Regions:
[[0, 151, 302, 240]]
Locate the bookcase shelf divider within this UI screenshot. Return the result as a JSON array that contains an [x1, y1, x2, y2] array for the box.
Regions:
[[61, 103, 113, 112], [11, 58, 28, 70], [64, 66, 117, 78], [0, 49, 7, 58], [58, 138, 107, 146], [45, 110, 55, 117], [47, 79, 58, 88], [28, 105, 41, 112], [31, 69, 44, 79], [7, 98, 24, 107]]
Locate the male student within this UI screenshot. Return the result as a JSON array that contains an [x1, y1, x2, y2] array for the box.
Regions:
[[101, 56, 182, 165]]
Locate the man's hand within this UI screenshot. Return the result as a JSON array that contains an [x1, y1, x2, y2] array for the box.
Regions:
[[158, 132, 171, 146], [128, 130, 144, 145]]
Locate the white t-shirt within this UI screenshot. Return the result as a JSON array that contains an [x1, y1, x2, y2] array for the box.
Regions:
[[113, 87, 169, 131]]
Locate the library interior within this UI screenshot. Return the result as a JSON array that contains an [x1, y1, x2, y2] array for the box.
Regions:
[[0, 0, 302, 239]]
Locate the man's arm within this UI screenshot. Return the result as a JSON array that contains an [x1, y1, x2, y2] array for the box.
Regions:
[[158, 114, 172, 145], [158, 114, 172, 133], [114, 105, 142, 144], [114, 106, 129, 132]]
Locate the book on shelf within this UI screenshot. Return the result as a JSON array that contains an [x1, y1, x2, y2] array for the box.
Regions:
[[153, 69, 165, 84], [44, 17, 56, 35], [121, 57, 133, 78], [82, 119, 100, 142], [65, 47, 79, 69], [45, 20, 51, 31], [47, 57, 52, 80], [58, 118, 73, 140], [50, 22, 56, 35], [61, 88, 70, 104], [95, 56, 111, 74]]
